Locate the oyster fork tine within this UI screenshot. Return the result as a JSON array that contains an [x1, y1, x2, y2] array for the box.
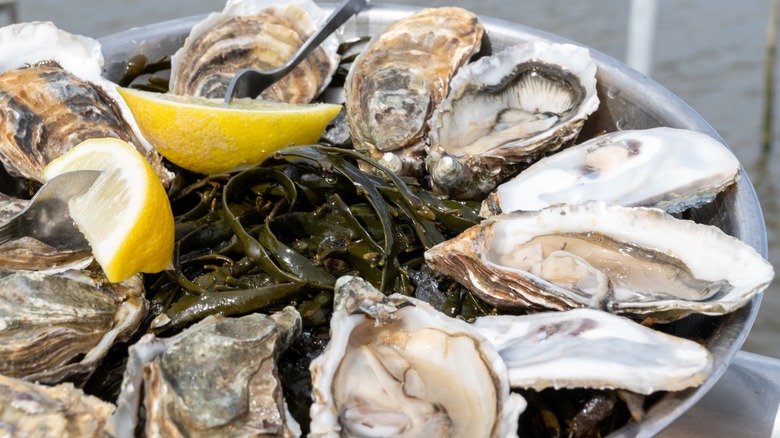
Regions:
[[223, 0, 369, 105], [0, 170, 101, 251]]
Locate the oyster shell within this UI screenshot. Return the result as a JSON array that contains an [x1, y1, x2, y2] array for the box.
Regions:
[[309, 276, 526, 438], [481, 127, 741, 215], [473, 308, 713, 394], [109, 308, 302, 438], [0, 22, 171, 185], [425, 41, 598, 200], [0, 373, 114, 437], [425, 202, 774, 322], [170, 0, 339, 102], [0, 269, 147, 384], [344, 7, 484, 177]]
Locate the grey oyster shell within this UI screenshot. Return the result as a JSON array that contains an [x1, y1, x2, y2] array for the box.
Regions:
[[473, 308, 713, 394], [344, 7, 484, 177], [109, 308, 302, 438], [0, 373, 114, 437], [0, 269, 147, 385], [481, 127, 741, 216], [0, 22, 172, 186], [425, 202, 774, 322], [426, 41, 599, 200], [170, 0, 339, 102], [309, 276, 525, 438]]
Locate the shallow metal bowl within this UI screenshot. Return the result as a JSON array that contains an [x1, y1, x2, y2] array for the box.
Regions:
[[98, 4, 768, 436]]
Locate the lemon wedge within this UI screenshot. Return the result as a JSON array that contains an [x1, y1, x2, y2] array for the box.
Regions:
[[43, 138, 174, 283], [117, 87, 342, 174]]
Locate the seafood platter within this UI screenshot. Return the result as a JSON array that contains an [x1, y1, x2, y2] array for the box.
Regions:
[[0, 0, 774, 437]]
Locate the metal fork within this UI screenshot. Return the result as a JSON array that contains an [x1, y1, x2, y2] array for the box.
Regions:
[[223, 0, 369, 106], [0, 170, 101, 251]]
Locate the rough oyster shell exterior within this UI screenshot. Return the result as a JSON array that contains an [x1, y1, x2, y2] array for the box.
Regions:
[[426, 41, 599, 200], [0, 22, 172, 185], [109, 308, 302, 438], [344, 7, 484, 177], [425, 202, 774, 322], [170, 0, 339, 102]]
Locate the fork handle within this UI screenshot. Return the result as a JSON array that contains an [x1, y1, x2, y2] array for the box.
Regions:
[[297, 0, 369, 67]]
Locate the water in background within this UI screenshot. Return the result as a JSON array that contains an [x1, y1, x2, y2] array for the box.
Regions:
[[13, 0, 780, 357]]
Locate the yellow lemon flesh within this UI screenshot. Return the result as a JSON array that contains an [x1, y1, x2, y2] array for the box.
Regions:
[[43, 138, 174, 283], [117, 87, 342, 174]]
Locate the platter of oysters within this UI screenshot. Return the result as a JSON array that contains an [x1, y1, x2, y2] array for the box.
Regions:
[[0, 0, 774, 437]]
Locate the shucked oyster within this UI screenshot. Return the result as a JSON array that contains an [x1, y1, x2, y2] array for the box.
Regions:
[[109, 308, 302, 438], [170, 0, 339, 102], [473, 308, 713, 394], [0, 373, 114, 437], [345, 7, 484, 177], [309, 276, 525, 437], [481, 127, 740, 215], [0, 22, 171, 185], [0, 269, 147, 384], [425, 202, 774, 322], [426, 41, 599, 200]]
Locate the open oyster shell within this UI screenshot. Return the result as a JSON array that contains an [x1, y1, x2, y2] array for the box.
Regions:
[[309, 276, 526, 438], [426, 41, 599, 200], [109, 308, 302, 438], [170, 0, 339, 102], [473, 308, 713, 394], [425, 202, 774, 322], [481, 127, 741, 215], [344, 7, 484, 177], [0, 373, 114, 437], [0, 269, 147, 385], [0, 22, 171, 185]]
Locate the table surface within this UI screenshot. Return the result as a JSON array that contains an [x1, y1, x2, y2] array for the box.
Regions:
[[660, 351, 780, 437]]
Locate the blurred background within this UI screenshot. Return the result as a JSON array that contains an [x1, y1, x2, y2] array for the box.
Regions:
[[9, 0, 780, 357]]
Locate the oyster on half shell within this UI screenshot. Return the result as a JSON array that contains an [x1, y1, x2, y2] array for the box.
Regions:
[[425, 202, 774, 322], [473, 308, 713, 395], [0, 22, 171, 185], [345, 7, 484, 177], [170, 0, 339, 102], [309, 276, 526, 438], [481, 127, 741, 215], [109, 308, 302, 438], [426, 41, 599, 200]]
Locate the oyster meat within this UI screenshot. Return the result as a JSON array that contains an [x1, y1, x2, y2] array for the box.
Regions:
[[425, 202, 774, 321], [481, 127, 741, 215], [109, 308, 302, 438], [426, 41, 599, 200], [170, 0, 339, 102], [0, 22, 170, 185], [473, 308, 713, 394], [0, 373, 114, 437], [309, 276, 525, 438], [0, 269, 147, 384], [344, 7, 484, 177]]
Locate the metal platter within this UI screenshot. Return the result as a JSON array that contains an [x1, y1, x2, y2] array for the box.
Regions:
[[98, 4, 768, 436]]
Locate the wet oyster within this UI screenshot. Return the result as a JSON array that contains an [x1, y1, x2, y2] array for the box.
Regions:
[[473, 308, 713, 394], [0, 22, 171, 185], [109, 308, 302, 438], [345, 7, 484, 177], [426, 41, 599, 200], [309, 276, 526, 437], [0, 373, 114, 437], [425, 202, 774, 321], [170, 0, 339, 102], [0, 269, 147, 384], [481, 127, 741, 215]]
